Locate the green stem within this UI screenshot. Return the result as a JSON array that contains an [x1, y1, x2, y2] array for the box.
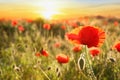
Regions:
[[84, 45, 97, 80], [39, 66, 51, 80]]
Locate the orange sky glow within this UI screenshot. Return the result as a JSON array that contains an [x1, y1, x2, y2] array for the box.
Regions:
[[0, 0, 120, 20]]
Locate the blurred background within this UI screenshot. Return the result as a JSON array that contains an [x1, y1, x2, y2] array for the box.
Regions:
[[0, 0, 120, 20]]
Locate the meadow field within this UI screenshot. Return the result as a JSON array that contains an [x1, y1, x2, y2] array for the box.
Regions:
[[0, 16, 120, 80]]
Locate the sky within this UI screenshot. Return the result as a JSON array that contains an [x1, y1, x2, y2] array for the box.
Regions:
[[0, 0, 120, 19]]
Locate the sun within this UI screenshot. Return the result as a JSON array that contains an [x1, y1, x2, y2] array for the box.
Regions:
[[36, 1, 61, 20], [41, 10, 59, 20]]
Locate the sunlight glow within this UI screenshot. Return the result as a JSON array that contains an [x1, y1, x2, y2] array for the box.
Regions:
[[41, 11, 59, 20], [37, 1, 61, 20]]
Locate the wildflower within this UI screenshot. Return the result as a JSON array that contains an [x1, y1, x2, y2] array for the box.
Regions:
[[43, 23, 51, 30], [61, 25, 66, 30], [89, 47, 100, 57], [35, 49, 49, 57], [71, 22, 78, 28], [114, 21, 119, 26], [73, 45, 82, 52], [18, 25, 25, 32], [112, 41, 120, 52], [66, 26, 105, 48], [56, 54, 69, 63], [35, 52, 41, 57], [40, 49, 49, 57], [12, 20, 18, 26], [54, 42, 61, 48]]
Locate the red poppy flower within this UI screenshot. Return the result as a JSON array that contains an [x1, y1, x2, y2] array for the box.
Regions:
[[56, 54, 69, 63], [43, 23, 51, 30], [114, 21, 119, 26], [12, 20, 18, 27], [71, 22, 78, 28], [66, 26, 105, 48], [89, 47, 100, 57], [112, 41, 120, 52], [61, 25, 66, 30], [41, 50, 49, 57], [18, 26, 25, 32], [54, 42, 61, 48], [73, 45, 82, 52], [35, 52, 41, 57]]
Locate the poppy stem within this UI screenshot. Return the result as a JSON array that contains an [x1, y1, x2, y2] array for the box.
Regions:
[[84, 45, 97, 80]]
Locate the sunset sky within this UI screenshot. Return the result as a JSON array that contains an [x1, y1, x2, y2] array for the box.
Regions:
[[0, 0, 120, 20]]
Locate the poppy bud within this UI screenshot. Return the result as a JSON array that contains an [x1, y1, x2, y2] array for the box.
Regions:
[[56, 54, 69, 64]]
